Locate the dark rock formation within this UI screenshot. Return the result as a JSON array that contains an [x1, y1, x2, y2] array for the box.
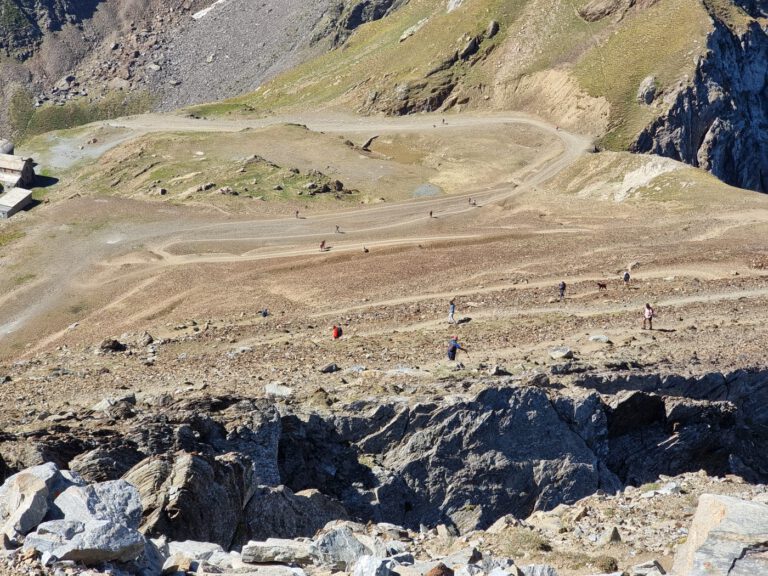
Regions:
[[633, 10, 768, 192], [2, 371, 768, 542], [0, 0, 102, 58], [331, 0, 411, 45]]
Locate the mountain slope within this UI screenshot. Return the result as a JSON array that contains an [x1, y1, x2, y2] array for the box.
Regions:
[[2, 0, 766, 193], [192, 0, 768, 193], [0, 0, 413, 139]]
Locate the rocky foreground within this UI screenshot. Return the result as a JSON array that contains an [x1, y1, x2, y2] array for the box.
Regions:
[[2, 457, 768, 576], [1, 370, 767, 575]]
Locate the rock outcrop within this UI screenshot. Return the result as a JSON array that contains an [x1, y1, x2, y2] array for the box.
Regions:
[[633, 8, 768, 192], [2, 372, 767, 550], [672, 493, 768, 575], [282, 383, 759, 532], [1, 465, 149, 566]]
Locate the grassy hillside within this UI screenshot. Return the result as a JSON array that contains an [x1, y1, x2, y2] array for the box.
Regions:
[[191, 0, 528, 116], [574, 0, 711, 149], [9, 88, 153, 142], [189, 0, 721, 153]]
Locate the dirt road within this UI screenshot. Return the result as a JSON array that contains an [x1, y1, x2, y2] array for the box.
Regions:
[[0, 111, 590, 352]]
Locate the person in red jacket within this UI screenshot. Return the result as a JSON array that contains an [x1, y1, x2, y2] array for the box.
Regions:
[[332, 325, 343, 339]]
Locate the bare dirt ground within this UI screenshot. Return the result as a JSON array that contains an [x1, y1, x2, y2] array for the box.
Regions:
[[0, 109, 767, 431], [0, 110, 768, 576]]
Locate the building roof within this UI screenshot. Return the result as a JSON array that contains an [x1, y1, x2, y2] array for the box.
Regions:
[[0, 187, 32, 209], [0, 174, 20, 186], [0, 153, 31, 172]]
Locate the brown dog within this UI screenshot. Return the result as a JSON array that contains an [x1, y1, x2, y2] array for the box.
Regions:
[[597, 282, 608, 290]]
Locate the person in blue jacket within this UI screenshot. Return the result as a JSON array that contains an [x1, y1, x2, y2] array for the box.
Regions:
[[447, 336, 467, 361]]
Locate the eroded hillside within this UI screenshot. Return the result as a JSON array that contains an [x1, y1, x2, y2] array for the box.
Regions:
[[193, 0, 768, 192], [2, 0, 767, 192]]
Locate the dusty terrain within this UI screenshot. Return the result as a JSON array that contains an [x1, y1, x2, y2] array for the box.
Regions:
[[0, 108, 765, 415], [0, 107, 767, 575]]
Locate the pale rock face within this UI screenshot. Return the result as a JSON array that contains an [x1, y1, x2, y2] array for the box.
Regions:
[[0, 472, 48, 541], [672, 494, 768, 575], [21, 477, 146, 566], [0, 462, 85, 543], [241, 538, 315, 565]]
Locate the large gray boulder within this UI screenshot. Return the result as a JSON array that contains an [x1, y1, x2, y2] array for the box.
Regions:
[[52, 480, 143, 528], [0, 463, 86, 543], [312, 525, 372, 570], [241, 538, 314, 565], [672, 494, 768, 575], [637, 76, 657, 104], [24, 519, 145, 564], [22, 479, 145, 565], [355, 556, 396, 576], [167, 540, 226, 562], [0, 471, 49, 542]]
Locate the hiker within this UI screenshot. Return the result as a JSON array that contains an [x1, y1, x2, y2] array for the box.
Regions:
[[623, 271, 631, 289], [295, 210, 299, 219], [335, 225, 341, 234], [558, 281, 566, 301], [468, 197, 472, 205], [643, 303, 655, 330], [320, 240, 326, 251], [332, 324, 343, 339], [447, 336, 467, 362], [429, 210, 433, 218], [448, 298, 457, 324]]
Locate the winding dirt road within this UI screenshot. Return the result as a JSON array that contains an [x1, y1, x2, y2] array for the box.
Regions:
[[0, 111, 591, 349]]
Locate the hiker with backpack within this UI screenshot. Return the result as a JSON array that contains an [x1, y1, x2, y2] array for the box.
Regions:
[[320, 240, 326, 252], [558, 281, 566, 301], [332, 324, 343, 339], [643, 303, 655, 330], [623, 271, 631, 289], [447, 336, 467, 362]]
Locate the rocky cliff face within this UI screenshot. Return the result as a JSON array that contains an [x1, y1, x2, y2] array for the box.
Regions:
[[330, 0, 410, 45], [3, 370, 767, 542], [633, 5, 768, 192], [0, 0, 101, 58]]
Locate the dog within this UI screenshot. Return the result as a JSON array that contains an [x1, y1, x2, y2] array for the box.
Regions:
[[596, 282, 608, 290]]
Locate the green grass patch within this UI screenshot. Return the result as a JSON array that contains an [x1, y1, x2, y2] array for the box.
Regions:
[[73, 128, 361, 207], [574, 0, 711, 150], [190, 0, 532, 117], [11, 273, 35, 286], [0, 228, 24, 251], [67, 302, 87, 316], [703, 0, 754, 32], [11, 90, 154, 142], [495, 526, 553, 556], [640, 481, 662, 492]]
